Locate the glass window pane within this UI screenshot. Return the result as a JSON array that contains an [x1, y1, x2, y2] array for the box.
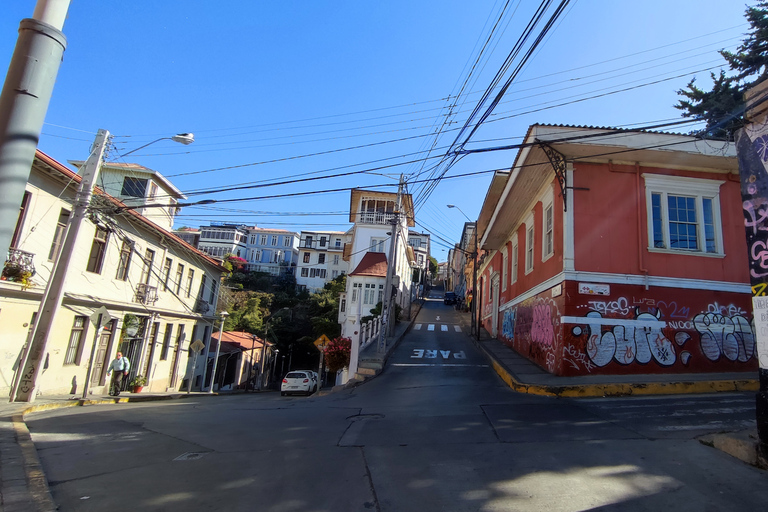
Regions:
[[703, 198, 716, 253], [651, 193, 664, 248]]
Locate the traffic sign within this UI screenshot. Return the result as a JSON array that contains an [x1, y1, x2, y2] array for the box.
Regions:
[[89, 306, 112, 329], [190, 339, 206, 353], [314, 334, 331, 348]]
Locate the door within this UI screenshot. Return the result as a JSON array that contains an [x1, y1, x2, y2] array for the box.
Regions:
[[169, 325, 185, 388], [91, 320, 116, 386], [491, 274, 500, 338]]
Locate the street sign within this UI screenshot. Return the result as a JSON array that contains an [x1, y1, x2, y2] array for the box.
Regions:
[[190, 339, 206, 354], [313, 334, 331, 349], [89, 306, 112, 329]]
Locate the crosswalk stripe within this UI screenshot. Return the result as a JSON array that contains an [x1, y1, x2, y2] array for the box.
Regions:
[[414, 324, 422, 330], [428, 324, 435, 331], [454, 325, 461, 332], [441, 325, 448, 331]]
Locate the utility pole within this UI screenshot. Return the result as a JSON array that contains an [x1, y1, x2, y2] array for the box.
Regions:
[[12, 129, 110, 402], [377, 175, 404, 353], [0, 0, 70, 260], [472, 224, 478, 340]]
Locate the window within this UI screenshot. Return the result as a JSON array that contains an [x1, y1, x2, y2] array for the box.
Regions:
[[370, 238, 386, 253], [209, 279, 217, 303], [340, 298, 346, 313], [186, 269, 194, 297], [525, 224, 534, 274], [86, 226, 109, 274], [148, 182, 158, 200], [254, 249, 261, 261], [63, 316, 88, 365], [162, 257, 172, 291], [364, 283, 375, 304], [116, 239, 133, 281], [335, 238, 342, 248], [283, 237, 291, 247], [332, 270, 338, 278], [271, 235, 278, 246], [359, 197, 396, 224], [418, 255, 424, 265], [318, 253, 326, 264], [140, 249, 155, 284], [378, 284, 384, 304], [543, 203, 554, 259], [48, 208, 70, 261], [320, 236, 327, 247], [301, 267, 308, 277], [175, 264, 184, 294], [644, 174, 724, 255], [501, 246, 508, 291], [410, 238, 421, 248], [11, 191, 31, 249], [160, 324, 173, 360], [260, 235, 267, 245], [333, 254, 340, 265], [352, 282, 361, 302], [511, 240, 518, 284], [303, 252, 311, 263], [199, 274, 207, 300], [121, 177, 148, 198]]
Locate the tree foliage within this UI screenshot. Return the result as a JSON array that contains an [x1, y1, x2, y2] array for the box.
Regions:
[[676, 2, 768, 139]]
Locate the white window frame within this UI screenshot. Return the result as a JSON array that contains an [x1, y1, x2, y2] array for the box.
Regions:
[[271, 235, 278, 246], [643, 174, 724, 256], [501, 246, 508, 291], [351, 282, 361, 303], [524, 213, 535, 274], [511, 234, 519, 284], [542, 200, 554, 262], [260, 235, 267, 245], [283, 237, 291, 247]]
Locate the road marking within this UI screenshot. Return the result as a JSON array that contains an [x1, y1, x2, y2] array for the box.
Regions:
[[414, 324, 422, 330], [392, 363, 489, 367], [436, 316, 441, 321], [441, 325, 448, 331], [428, 324, 435, 331], [454, 325, 461, 332]]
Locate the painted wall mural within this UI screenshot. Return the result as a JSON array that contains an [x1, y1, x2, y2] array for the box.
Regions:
[[498, 284, 757, 376]]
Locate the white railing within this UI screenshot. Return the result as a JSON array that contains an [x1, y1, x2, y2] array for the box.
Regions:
[[359, 315, 382, 352]]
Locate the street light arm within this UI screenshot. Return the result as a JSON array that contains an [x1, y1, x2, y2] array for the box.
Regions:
[[118, 133, 195, 158]]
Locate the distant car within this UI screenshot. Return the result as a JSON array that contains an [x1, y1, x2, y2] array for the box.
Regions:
[[281, 370, 317, 396], [444, 292, 457, 305]]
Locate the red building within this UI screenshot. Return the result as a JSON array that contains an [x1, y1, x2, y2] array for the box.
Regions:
[[475, 124, 755, 376]]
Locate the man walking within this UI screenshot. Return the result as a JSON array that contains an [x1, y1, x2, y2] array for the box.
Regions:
[[106, 352, 130, 396]]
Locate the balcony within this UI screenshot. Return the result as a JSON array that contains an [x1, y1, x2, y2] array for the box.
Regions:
[[1, 248, 36, 287], [355, 212, 395, 226], [195, 299, 211, 314], [134, 283, 158, 305]]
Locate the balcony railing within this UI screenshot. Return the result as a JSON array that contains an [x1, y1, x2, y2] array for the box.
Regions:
[[2, 248, 36, 285], [134, 283, 158, 305], [355, 212, 395, 226], [195, 299, 211, 314]]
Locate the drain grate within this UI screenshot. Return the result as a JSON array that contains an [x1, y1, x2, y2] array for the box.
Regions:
[[174, 452, 207, 461]]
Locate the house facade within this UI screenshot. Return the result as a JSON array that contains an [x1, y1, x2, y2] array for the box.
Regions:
[[408, 230, 431, 294], [1, 150, 225, 398], [244, 227, 299, 275], [338, 189, 416, 342], [198, 223, 248, 259], [473, 124, 754, 377], [295, 230, 348, 292]]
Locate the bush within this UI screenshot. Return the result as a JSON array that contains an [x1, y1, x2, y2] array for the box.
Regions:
[[323, 337, 351, 373]]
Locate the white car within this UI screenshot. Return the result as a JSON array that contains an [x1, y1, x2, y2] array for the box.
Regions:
[[281, 371, 317, 396]]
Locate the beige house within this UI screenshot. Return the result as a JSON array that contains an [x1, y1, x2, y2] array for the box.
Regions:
[[1, 150, 225, 398]]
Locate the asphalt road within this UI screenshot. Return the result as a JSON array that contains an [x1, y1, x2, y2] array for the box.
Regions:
[[25, 297, 768, 511]]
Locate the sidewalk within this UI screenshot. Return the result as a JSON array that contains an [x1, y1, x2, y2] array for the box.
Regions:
[[0, 391, 218, 512]]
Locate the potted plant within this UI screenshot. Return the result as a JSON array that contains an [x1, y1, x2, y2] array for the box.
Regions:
[[129, 374, 147, 393]]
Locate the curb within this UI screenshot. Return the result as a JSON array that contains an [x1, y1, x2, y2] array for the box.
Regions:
[[8, 392, 218, 511], [477, 339, 759, 398]]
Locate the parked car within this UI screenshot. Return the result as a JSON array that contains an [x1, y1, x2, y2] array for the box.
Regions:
[[281, 370, 317, 396], [444, 292, 457, 305]]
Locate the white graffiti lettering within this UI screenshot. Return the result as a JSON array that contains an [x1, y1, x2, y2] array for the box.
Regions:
[[582, 310, 676, 367], [706, 302, 748, 317], [668, 321, 694, 330], [693, 313, 755, 362], [587, 297, 630, 316], [563, 344, 596, 372]]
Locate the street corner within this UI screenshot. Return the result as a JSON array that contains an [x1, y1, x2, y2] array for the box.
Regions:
[[698, 429, 765, 469]]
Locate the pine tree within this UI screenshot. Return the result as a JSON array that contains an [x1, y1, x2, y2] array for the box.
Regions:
[[675, 2, 768, 139]]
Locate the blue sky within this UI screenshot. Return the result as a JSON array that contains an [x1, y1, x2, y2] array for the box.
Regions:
[[0, 1, 753, 260]]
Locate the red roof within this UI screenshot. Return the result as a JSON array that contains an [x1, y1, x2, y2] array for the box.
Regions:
[[211, 331, 269, 351], [350, 252, 388, 277]]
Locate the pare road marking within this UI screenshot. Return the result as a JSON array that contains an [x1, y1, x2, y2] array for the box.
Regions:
[[411, 349, 466, 359]]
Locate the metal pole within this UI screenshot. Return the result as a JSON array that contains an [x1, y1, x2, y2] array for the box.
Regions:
[[0, 1, 69, 260], [257, 325, 268, 391], [473, 224, 478, 340], [187, 351, 197, 394], [208, 313, 228, 393], [12, 129, 109, 402], [377, 175, 404, 353]]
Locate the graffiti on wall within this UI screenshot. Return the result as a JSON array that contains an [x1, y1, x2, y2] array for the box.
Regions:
[[500, 297, 560, 373], [565, 296, 756, 372], [502, 309, 516, 341]]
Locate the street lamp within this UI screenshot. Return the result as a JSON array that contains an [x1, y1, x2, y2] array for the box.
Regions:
[[118, 133, 195, 158], [208, 311, 229, 393], [261, 307, 289, 390], [447, 204, 478, 340]]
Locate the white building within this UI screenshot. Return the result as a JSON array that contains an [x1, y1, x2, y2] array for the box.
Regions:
[[295, 230, 349, 292], [70, 160, 185, 232], [408, 230, 431, 292], [1, 150, 225, 398], [198, 223, 248, 260], [338, 189, 416, 341]]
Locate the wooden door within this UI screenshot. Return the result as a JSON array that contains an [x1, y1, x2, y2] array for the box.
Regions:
[[91, 320, 115, 386]]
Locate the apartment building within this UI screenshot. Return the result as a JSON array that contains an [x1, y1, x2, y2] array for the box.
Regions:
[[295, 230, 348, 292]]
